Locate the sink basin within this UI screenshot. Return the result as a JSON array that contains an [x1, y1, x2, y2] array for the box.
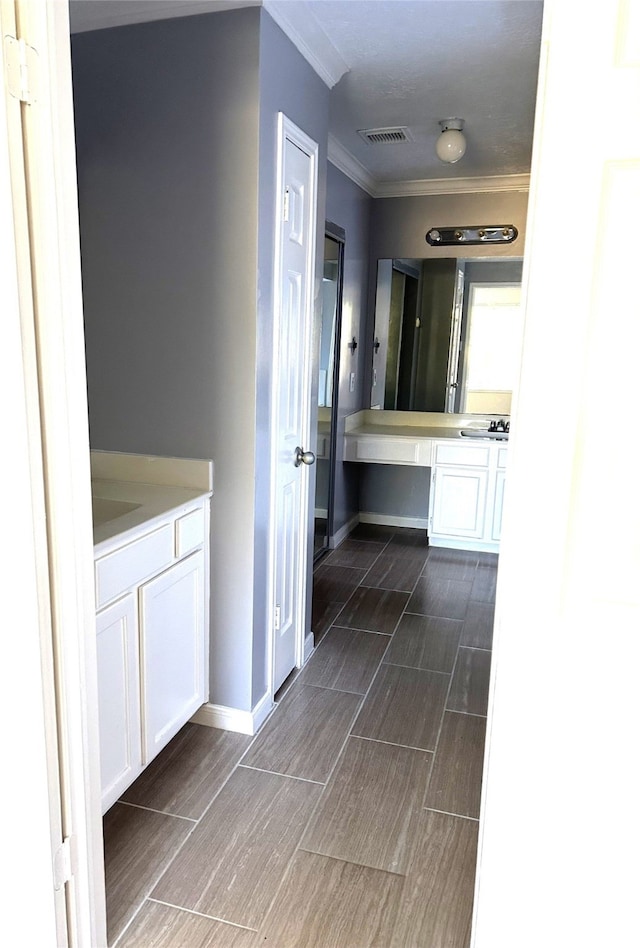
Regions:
[[459, 429, 509, 440], [92, 496, 142, 527]]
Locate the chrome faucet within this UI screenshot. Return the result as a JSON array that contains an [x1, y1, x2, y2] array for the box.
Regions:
[[489, 418, 509, 433]]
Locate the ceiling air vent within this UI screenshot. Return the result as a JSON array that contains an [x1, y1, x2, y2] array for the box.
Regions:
[[357, 126, 414, 145]]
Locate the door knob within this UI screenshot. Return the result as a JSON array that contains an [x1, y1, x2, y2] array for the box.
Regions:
[[294, 446, 316, 467]]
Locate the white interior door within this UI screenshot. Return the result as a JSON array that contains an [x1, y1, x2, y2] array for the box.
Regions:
[[272, 115, 318, 693], [473, 1, 640, 944]]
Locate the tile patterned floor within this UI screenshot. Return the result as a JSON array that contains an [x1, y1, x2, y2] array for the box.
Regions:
[[104, 525, 495, 947]]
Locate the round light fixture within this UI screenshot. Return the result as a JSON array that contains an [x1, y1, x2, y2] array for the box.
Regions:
[[436, 118, 466, 164]]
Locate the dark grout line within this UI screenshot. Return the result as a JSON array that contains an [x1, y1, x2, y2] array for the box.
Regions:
[[296, 846, 410, 880], [116, 801, 198, 823], [382, 660, 453, 676], [349, 734, 436, 755], [146, 898, 260, 932], [423, 807, 480, 823], [237, 764, 326, 786], [445, 708, 488, 719], [330, 624, 392, 636]]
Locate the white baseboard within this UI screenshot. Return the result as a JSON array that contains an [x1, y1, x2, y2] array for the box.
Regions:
[[329, 513, 360, 548], [191, 690, 273, 736], [358, 512, 429, 530]]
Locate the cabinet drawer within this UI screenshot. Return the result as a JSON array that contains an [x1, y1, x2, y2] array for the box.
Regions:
[[95, 524, 173, 608], [354, 437, 431, 466], [357, 438, 418, 464], [434, 443, 490, 467], [175, 506, 206, 558], [497, 447, 508, 470]]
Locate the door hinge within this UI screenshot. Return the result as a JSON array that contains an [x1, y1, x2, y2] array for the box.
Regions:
[[283, 187, 290, 222], [53, 836, 76, 891], [4, 35, 38, 105], [274, 604, 281, 630]]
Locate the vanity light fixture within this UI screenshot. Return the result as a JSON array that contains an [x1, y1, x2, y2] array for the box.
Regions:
[[435, 118, 466, 164], [426, 224, 518, 247]]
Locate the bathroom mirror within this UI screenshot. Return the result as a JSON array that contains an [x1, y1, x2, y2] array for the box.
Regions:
[[371, 257, 524, 414], [315, 224, 344, 558]]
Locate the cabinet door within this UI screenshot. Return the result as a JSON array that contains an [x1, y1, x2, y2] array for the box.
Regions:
[[431, 466, 488, 539], [140, 550, 205, 764], [96, 594, 142, 813], [491, 469, 507, 542]]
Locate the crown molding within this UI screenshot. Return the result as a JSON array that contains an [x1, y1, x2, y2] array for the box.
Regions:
[[262, 1, 349, 89], [374, 173, 531, 198], [327, 148, 530, 198], [327, 135, 530, 198], [327, 135, 377, 196]]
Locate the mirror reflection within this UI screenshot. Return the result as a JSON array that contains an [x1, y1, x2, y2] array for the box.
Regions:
[[371, 257, 524, 414], [315, 231, 343, 557]]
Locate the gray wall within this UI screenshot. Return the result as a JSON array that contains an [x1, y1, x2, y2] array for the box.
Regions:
[[359, 465, 431, 520], [324, 162, 373, 534], [73, 6, 329, 713], [370, 189, 530, 262]]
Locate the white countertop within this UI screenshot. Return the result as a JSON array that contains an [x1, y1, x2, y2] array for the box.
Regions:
[[346, 423, 462, 440], [91, 450, 213, 552], [92, 480, 211, 552], [344, 410, 510, 442]]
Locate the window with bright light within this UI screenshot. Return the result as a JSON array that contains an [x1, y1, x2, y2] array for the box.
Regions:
[[462, 283, 523, 414]]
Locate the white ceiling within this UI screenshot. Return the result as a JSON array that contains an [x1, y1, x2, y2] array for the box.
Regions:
[[69, 0, 544, 195]]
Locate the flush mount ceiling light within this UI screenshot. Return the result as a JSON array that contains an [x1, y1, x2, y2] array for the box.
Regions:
[[435, 118, 466, 164]]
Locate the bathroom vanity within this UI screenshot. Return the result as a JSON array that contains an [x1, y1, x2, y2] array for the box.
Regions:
[[344, 410, 507, 552], [91, 451, 213, 813]]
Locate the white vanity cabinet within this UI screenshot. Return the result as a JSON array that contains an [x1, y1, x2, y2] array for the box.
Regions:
[[429, 441, 506, 552], [343, 416, 507, 553], [95, 499, 209, 813]]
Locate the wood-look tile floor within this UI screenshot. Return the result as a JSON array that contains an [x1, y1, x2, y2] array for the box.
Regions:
[[105, 525, 495, 947]]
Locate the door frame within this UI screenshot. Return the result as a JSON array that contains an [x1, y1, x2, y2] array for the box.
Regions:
[[3, 0, 106, 943], [1, 5, 66, 941], [266, 112, 319, 698], [315, 220, 345, 559]]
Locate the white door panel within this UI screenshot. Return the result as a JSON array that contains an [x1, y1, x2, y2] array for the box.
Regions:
[[96, 595, 141, 812], [140, 551, 206, 762], [473, 2, 640, 945], [272, 119, 318, 693]]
